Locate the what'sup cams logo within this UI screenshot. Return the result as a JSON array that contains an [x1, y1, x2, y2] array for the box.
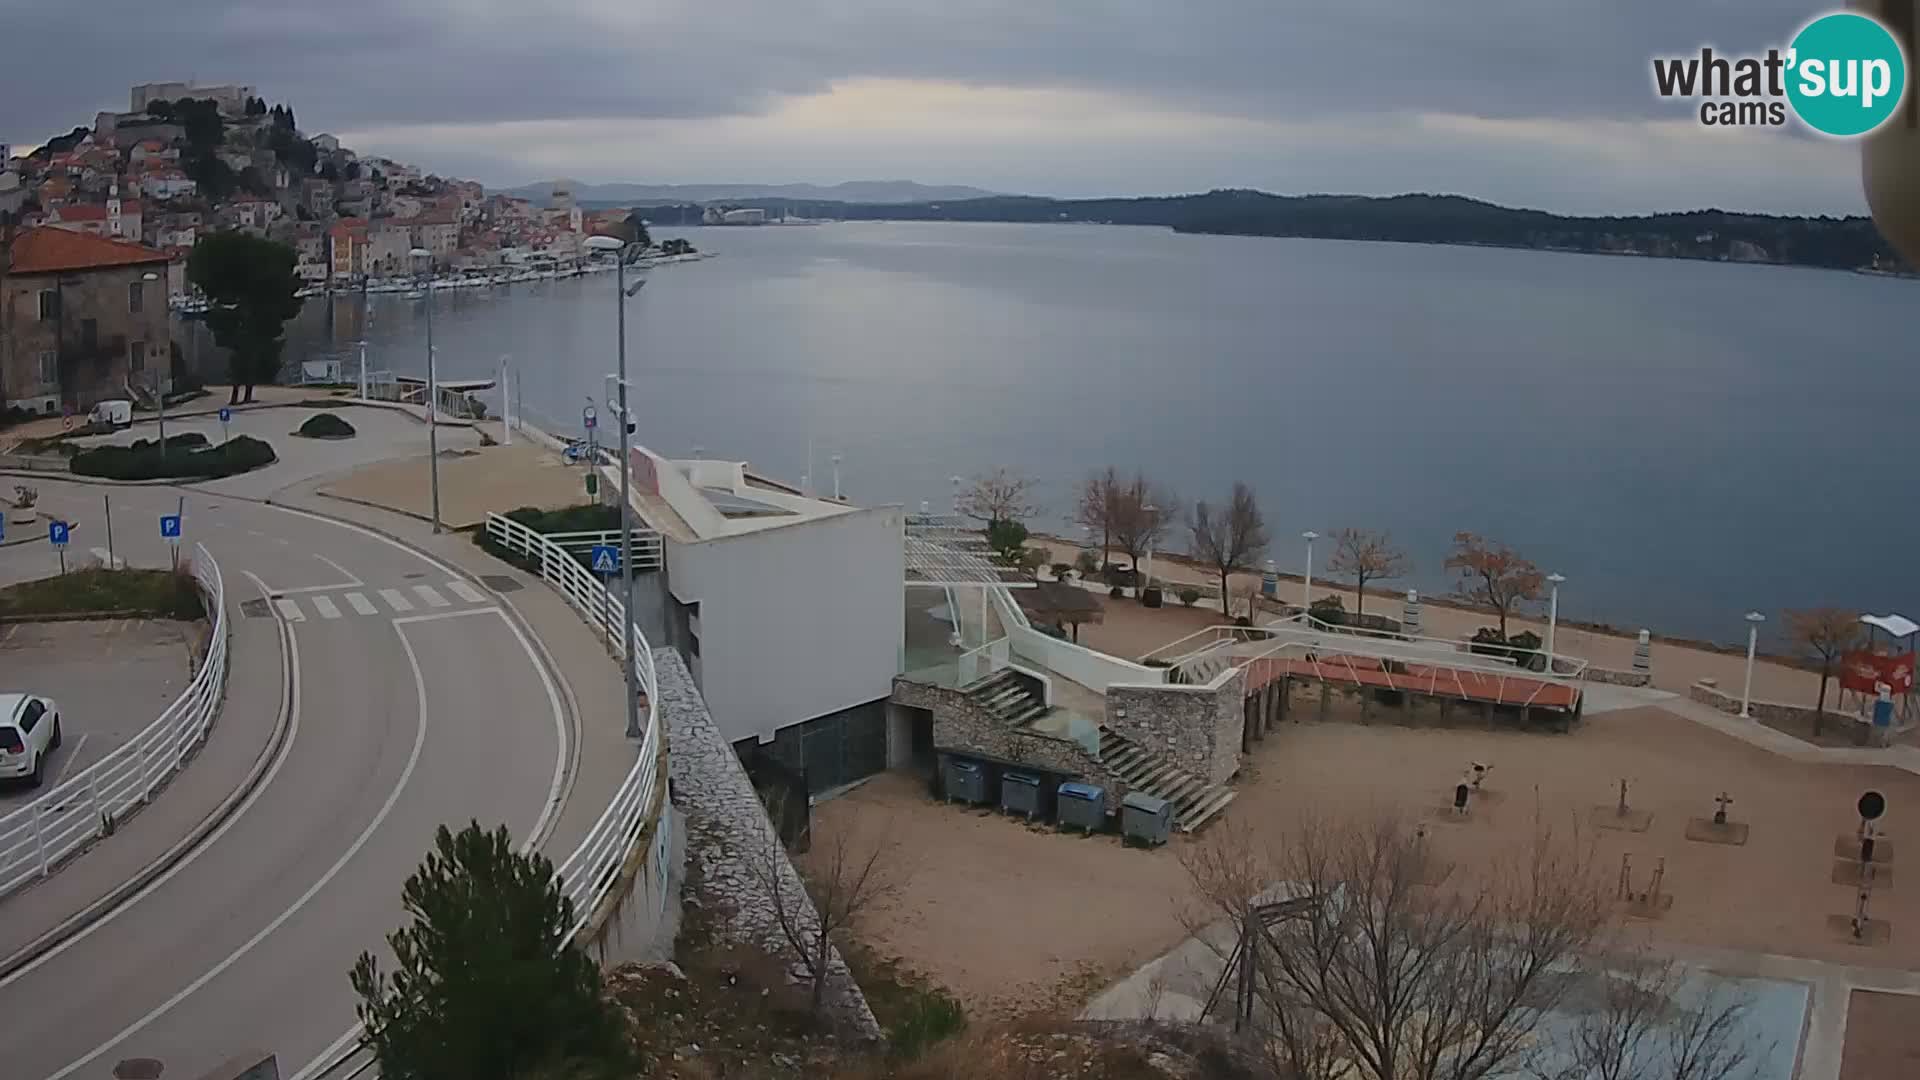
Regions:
[[1652, 11, 1910, 136]]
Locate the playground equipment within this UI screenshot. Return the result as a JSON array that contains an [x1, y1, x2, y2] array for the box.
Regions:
[[1617, 853, 1671, 918], [1840, 614, 1918, 734]]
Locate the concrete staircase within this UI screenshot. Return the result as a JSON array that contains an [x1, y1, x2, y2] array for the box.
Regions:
[[1097, 727, 1237, 831], [966, 670, 1050, 727], [1173, 651, 1232, 685]]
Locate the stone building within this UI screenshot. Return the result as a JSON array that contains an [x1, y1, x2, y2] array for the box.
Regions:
[[0, 227, 173, 413]]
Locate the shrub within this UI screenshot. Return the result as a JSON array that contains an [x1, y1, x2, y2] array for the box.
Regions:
[[295, 412, 357, 439], [1469, 627, 1511, 658], [1017, 546, 1047, 578], [72, 435, 276, 481], [1309, 594, 1347, 625], [1074, 549, 1099, 577], [1234, 615, 1253, 627], [986, 518, 1028, 563], [1508, 630, 1545, 670], [1050, 562, 1073, 580], [888, 990, 968, 1060], [1179, 587, 1201, 607]]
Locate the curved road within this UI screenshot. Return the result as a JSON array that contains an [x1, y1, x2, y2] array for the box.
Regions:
[[0, 481, 571, 1080]]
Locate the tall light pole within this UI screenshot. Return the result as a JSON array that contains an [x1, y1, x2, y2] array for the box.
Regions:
[[1142, 503, 1159, 592], [585, 234, 647, 739], [141, 271, 166, 454], [1544, 572, 1566, 674], [410, 248, 441, 532], [1740, 611, 1766, 719], [1301, 530, 1320, 611]]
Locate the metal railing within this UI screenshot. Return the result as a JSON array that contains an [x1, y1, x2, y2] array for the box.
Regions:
[[481, 511, 663, 934], [539, 529, 664, 571], [0, 544, 228, 900], [956, 636, 1010, 686]]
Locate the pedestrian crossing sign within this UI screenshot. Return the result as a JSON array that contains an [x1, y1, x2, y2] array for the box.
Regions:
[[591, 545, 619, 574]]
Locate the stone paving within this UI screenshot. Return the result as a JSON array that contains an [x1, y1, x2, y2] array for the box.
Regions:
[[656, 648, 882, 1040]]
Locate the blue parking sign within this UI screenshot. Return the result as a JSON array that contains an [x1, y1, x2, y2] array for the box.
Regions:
[[590, 545, 619, 574], [48, 521, 69, 547], [160, 514, 182, 539], [218, 407, 232, 423]]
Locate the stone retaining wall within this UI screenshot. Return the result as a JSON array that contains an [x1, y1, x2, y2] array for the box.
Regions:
[[1584, 666, 1652, 688], [1687, 678, 1907, 740], [892, 676, 1124, 808], [1106, 668, 1245, 786], [659, 650, 882, 1040]]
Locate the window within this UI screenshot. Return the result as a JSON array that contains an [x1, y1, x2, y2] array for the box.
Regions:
[[0, 728, 19, 754], [37, 290, 58, 321], [128, 280, 143, 314], [17, 700, 43, 734], [37, 351, 56, 385], [129, 340, 146, 372]]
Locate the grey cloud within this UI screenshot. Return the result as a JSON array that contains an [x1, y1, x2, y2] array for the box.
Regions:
[[2, 0, 1825, 139]]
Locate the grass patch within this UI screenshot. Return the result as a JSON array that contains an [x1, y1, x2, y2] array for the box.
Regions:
[[72, 434, 275, 481], [0, 568, 204, 619], [841, 942, 968, 1061], [294, 413, 357, 439]]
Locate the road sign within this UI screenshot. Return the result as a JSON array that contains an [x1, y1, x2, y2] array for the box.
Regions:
[[0, 516, 6, 543], [48, 521, 69, 547], [218, 407, 232, 423], [583, 406, 598, 431], [590, 545, 619, 574], [160, 514, 182, 539]]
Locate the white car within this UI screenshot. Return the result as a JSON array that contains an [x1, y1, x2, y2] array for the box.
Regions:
[[0, 694, 63, 788]]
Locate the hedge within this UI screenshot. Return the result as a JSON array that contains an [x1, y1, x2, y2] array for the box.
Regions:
[[295, 413, 357, 439], [72, 435, 277, 481]]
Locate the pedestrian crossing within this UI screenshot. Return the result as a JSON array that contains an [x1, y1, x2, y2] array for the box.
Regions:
[[267, 581, 490, 622]]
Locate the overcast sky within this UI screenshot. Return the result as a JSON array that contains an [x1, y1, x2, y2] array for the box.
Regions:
[[1, 0, 1874, 215]]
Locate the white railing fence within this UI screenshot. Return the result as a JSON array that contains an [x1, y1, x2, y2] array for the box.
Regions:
[[316, 516, 670, 1079], [481, 511, 663, 933], [0, 543, 228, 901], [956, 636, 1010, 686], [539, 529, 664, 571]]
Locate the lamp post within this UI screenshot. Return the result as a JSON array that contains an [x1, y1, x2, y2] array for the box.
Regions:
[[1740, 611, 1766, 719], [585, 233, 648, 739], [1301, 530, 1320, 611], [141, 271, 167, 453], [409, 248, 441, 533], [1142, 503, 1159, 592], [1545, 572, 1566, 674]]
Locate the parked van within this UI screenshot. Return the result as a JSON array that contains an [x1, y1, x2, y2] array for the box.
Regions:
[[86, 399, 133, 432]]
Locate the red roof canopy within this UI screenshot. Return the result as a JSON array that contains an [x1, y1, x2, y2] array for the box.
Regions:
[[7, 226, 171, 274]]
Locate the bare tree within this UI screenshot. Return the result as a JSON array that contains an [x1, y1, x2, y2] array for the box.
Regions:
[[1109, 471, 1174, 579], [1784, 607, 1865, 736], [1444, 532, 1546, 639], [1074, 466, 1120, 572], [1180, 814, 1617, 1080], [1536, 945, 1760, 1080], [1326, 528, 1411, 620], [1191, 483, 1270, 617], [744, 809, 904, 1016], [957, 467, 1039, 526]]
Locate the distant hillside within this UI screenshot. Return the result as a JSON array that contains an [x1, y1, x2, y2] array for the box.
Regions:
[[628, 190, 1903, 273], [503, 179, 1001, 207]]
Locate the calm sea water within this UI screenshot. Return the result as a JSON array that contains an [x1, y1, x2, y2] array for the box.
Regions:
[[285, 222, 1918, 645]]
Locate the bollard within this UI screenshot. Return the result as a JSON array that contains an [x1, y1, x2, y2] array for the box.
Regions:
[[1403, 589, 1422, 635], [1632, 629, 1652, 674]]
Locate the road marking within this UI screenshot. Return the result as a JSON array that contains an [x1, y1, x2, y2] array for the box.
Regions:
[[46, 733, 89, 790], [309, 595, 341, 620], [343, 592, 378, 616], [312, 553, 363, 587], [378, 588, 414, 612], [45, 613, 430, 1080], [295, 605, 570, 1080], [446, 579, 486, 604], [272, 598, 305, 622], [412, 584, 451, 608], [0, 569, 302, 989]]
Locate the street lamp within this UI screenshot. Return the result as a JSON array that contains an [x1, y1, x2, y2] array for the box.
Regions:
[[409, 248, 441, 532], [1301, 530, 1320, 612], [1544, 572, 1566, 674], [1740, 611, 1766, 719], [585, 233, 648, 739], [1142, 503, 1159, 592], [140, 271, 168, 452]]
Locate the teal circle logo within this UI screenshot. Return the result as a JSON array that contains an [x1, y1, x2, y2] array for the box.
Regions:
[[1786, 12, 1908, 137]]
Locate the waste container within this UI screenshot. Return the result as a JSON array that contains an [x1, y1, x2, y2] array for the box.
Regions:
[[1000, 770, 1043, 819], [944, 757, 989, 806], [1057, 781, 1106, 832], [1122, 791, 1173, 846]]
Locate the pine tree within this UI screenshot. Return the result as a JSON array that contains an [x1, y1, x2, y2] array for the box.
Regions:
[[350, 822, 631, 1080]]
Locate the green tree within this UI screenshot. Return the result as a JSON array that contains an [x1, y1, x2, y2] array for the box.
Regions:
[[350, 822, 631, 1080], [173, 98, 224, 149], [187, 232, 304, 405], [986, 517, 1029, 563], [145, 99, 175, 121]]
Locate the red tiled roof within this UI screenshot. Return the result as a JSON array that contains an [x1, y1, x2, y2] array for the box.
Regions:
[[7, 226, 172, 274], [51, 200, 142, 222]]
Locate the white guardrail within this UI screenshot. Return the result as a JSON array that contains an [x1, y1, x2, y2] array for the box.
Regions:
[[318, 515, 669, 1079], [0, 543, 228, 900], [482, 511, 663, 939]]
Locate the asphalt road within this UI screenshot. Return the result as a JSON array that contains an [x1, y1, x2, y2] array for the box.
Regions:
[[0, 480, 570, 1080]]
